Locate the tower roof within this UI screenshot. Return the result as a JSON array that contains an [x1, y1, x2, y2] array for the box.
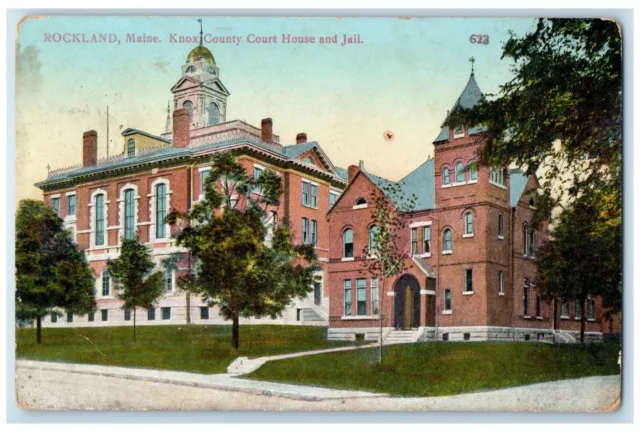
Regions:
[[433, 72, 485, 143], [186, 45, 216, 67]]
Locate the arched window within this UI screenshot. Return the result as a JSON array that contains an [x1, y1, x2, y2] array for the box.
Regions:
[[444, 289, 452, 311], [443, 229, 452, 253], [343, 228, 354, 258], [186, 65, 196, 73], [156, 183, 167, 239], [208, 102, 220, 126], [124, 189, 135, 239], [442, 168, 450, 186], [498, 214, 504, 238], [529, 195, 536, 208], [127, 139, 135, 158], [355, 197, 366, 206], [455, 162, 465, 183], [95, 193, 105, 246], [102, 270, 110, 297], [523, 223, 529, 256], [469, 161, 478, 181], [529, 228, 535, 257], [464, 212, 473, 235], [183, 100, 194, 122], [368, 225, 379, 253]]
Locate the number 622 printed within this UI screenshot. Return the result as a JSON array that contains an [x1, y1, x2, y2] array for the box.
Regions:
[[469, 34, 489, 45]]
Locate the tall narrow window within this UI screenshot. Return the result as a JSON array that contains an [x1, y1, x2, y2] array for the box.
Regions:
[[302, 218, 309, 244], [147, 308, 156, 321], [301, 181, 310, 206], [443, 229, 452, 252], [455, 162, 465, 183], [536, 293, 541, 317], [344, 280, 352, 315], [465, 212, 473, 235], [200, 169, 210, 197], [67, 194, 76, 216], [465, 269, 473, 292], [523, 224, 529, 256], [208, 102, 220, 126], [127, 139, 135, 157], [575, 300, 583, 319], [51, 197, 60, 215], [183, 100, 193, 122], [529, 229, 535, 257], [498, 271, 504, 294], [469, 162, 478, 181], [411, 228, 418, 254], [253, 166, 263, 194], [101, 309, 108, 322], [311, 184, 318, 208], [124, 189, 135, 239], [368, 225, 379, 253], [443, 168, 450, 186], [102, 270, 110, 296], [423, 226, 431, 253], [156, 183, 167, 239], [162, 307, 171, 320], [524, 278, 530, 316], [490, 167, 505, 186], [329, 192, 338, 207], [343, 228, 354, 258], [356, 278, 367, 316], [444, 289, 452, 311], [588, 298, 595, 320], [311, 219, 318, 246], [165, 271, 173, 292], [498, 214, 504, 238], [95, 193, 104, 246], [371, 278, 379, 314], [561, 300, 569, 317]]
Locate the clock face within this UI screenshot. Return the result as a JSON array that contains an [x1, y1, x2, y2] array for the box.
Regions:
[[208, 67, 215, 74]]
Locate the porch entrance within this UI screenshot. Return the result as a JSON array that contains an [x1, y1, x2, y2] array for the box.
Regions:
[[394, 274, 421, 329]]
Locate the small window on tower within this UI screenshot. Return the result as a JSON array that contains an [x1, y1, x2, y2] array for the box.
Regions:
[[453, 125, 465, 139], [186, 65, 196, 73]]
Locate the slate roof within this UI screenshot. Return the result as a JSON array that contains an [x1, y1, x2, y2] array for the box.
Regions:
[[509, 168, 530, 207], [434, 73, 487, 143], [335, 167, 348, 181]]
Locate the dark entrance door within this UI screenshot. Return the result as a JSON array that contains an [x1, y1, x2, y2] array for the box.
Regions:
[[394, 274, 421, 329], [313, 282, 322, 306]]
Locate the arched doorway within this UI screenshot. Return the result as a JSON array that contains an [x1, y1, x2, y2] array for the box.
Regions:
[[394, 274, 421, 329]]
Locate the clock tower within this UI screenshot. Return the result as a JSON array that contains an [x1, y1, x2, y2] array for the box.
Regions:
[[170, 20, 230, 129]]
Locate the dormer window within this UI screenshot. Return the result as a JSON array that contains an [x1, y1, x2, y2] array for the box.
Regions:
[[304, 157, 313, 164], [354, 197, 367, 209], [453, 125, 465, 139], [186, 65, 197, 73], [127, 139, 135, 158]]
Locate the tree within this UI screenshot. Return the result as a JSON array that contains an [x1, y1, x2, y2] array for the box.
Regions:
[[167, 152, 319, 350], [536, 189, 621, 343], [362, 180, 416, 363], [16, 199, 96, 344], [107, 235, 165, 342]]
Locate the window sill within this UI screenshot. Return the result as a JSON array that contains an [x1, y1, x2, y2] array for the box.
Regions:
[[463, 291, 474, 296], [498, 235, 504, 240], [574, 317, 582, 321], [302, 204, 318, 209], [442, 310, 452, 315], [64, 216, 77, 223], [498, 292, 505, 296], [561, 316, 570, 320], [536, 316, 543, 320], [452, 181, 466, 187], [441, 184, 451, 189], [523, 316, 531, 320], [588, 318, 596, 322], [442, 250, 452, 255], [341, 315, 379, 320], [415, 252, 431, 258], [463, 233, 474, 238], [467, 179, 478, 184], [341, 257, 355, 262], [352, 204, 368, 210], [489, 181, 507, 190]]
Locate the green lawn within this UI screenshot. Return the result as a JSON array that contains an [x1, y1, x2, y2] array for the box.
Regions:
[[16, 325, 351, 374], [246, 342, 621, 397]]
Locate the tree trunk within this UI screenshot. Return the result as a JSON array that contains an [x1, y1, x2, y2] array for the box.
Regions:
[[133, 309, 137, 343], [378, 277, 384, 364], [186, 292, 191, 324], [36, 316, 42, 344], [232, 313, 240, 350], [580, 297, 586, 343]]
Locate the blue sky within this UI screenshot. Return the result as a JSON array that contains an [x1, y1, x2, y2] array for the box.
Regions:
[[16, 16, 537, 200]]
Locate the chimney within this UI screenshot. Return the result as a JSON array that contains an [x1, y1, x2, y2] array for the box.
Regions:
[[359, 160, 365, 170], [173, 108, 190, 148], [348, 164, 359, 183], [296, 132, 307, 144], [82, 130, 98, 167], [261, 118, 273, 144]]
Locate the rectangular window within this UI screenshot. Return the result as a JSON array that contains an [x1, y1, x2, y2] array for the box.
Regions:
[[498, 271, 504, 294], [301, 181, 310, 206], [535, 294, 541, 317], [444, 289, 452, 311], [51, 314, 57, 323], [423, 226, 431, 253], [490, 167, 505, 186], [67, 312, 73, 323], [465, 213, 473, 235], [88, 312, 94, 322], [411, 228, 418, 254], [523, 279, 530, 316], [200, 169, 210, 196], [329, 192, 338, 208], [52, 197, 60, 215], [165, 272, 173, 292], [124, 189, 135, 239], [588, 299, 595, 320], [200, 307, 209, 320], [147, 308, 156, 321], [311, 220, 318, 246], [344, 280, 352, 316], [465, 269, 473, 292], [371, 278, 379, 315], [101, 309, 108, 322], [67, 194, 76, 216], [529, 229, 536, 257], [156, 183, 167, 238], [161, 307, 171, 320], [498, 215, 504, 238], [575, 301, 582, 319], [561, 300, 569, 317], [343, 229, 354, 258], [296, 309, 302, 321], [95, 194, 105, 246], [124, 309, 131, 321], [311, 184, 318, 208], [102, 271, 110, 297], [302, 218, 309, 244], [253, 166, 263, 193], [356, 279, 367, 315]]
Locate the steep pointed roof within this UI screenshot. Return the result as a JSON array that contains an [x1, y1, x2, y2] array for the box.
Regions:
[[509, 168, 530, 207], [433, 72, 486, 143]]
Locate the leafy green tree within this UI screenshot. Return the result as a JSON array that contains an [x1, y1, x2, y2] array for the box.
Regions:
[[16, 199, 96, 344], [107, 235, 165, 342], [167, 152, 319, 350], [362, 180, 416, 363], [536, 189, 621, 343]]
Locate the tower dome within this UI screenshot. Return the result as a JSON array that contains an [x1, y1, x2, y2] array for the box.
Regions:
[[186, 45, 215, 68]]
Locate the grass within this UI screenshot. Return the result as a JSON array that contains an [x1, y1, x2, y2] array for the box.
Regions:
[[245, 342, 621, 397], [16, 325, 352, 374]]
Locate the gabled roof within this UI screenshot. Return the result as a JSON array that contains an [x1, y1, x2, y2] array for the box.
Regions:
[[121, 128, 172, 144], [434, 72, 487, 143], [412, 256, 436, 279], [509, 168, 530, 207], [282, 141, 341, 179]]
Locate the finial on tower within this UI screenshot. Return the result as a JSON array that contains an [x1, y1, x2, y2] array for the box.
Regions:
[[469, 56, 475, 74], [198, 18, 203, 46]]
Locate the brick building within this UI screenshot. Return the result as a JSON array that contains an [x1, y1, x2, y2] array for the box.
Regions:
[[326, 72, 604, 343], [36, 42, 347, 328]]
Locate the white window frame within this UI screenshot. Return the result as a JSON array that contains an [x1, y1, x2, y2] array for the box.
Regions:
[[453, 125, 465, 139], [89, 188, 109, 249], [442, 229, 453, 255], [198, 166, 211, 201], [498, 271, 504, 295], [443, 288, 452, 314], [118, 183, 139, 244], [463, 212, 474, 237], [149, 178, 172, 243]]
